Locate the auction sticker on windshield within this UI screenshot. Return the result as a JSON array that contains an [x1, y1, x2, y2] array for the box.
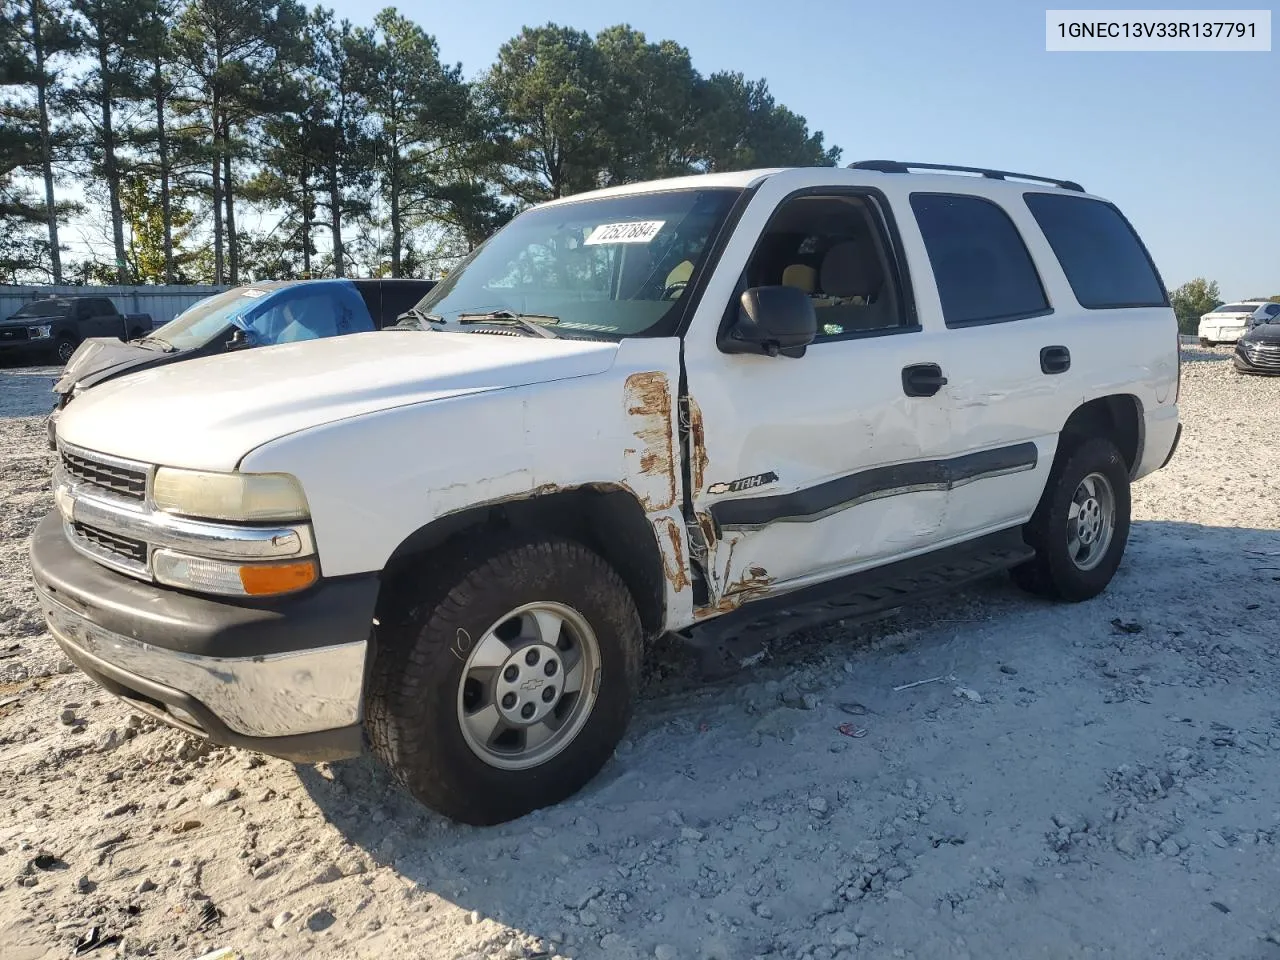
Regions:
[[585, 220, 666, 244]]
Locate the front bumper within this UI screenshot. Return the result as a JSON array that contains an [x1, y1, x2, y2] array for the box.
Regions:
[[1233, 346, 1280, 376], [0, 337, 51, 360], [29, 511, 378, 762]]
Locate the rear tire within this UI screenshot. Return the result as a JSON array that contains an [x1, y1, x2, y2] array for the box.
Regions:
[[1199, 337, 1212, 347], [367, 534, 642, 825], [1011, 437, 1131, 603]]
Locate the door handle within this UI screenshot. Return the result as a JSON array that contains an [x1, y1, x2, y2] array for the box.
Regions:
[[902, 363, 948, 397], [1040, 345, 1071, 375]]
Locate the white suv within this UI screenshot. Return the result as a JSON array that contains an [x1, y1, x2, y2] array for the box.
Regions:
[[31, 160, 1182, 825], [1198, 300, 1280, 345]]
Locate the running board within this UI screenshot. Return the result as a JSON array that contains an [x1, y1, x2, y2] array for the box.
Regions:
[[677, 528, 1035, 679]]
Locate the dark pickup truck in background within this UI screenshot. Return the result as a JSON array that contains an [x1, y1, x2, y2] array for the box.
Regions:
[[0, 296, 154, 365]]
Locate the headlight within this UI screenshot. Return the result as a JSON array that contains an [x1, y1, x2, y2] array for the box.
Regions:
[[152, 468, 310, 522], [28, 324, 51, 339], [153, 549, 318, 597]]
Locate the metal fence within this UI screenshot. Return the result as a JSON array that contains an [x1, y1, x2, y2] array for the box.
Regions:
[[0, 284, 231, 328]]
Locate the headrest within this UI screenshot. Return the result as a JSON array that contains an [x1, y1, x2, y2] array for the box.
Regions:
[[819, 241, 883, 298], [781, 263, 817, 293]]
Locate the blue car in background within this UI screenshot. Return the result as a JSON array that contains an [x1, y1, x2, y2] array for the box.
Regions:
[[51, 277, 436, 406], [47, 277, 436, 447]]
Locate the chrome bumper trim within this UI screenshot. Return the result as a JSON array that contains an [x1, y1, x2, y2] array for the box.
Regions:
[[37, 589, 365, 738], [53, 465, 314, 566]]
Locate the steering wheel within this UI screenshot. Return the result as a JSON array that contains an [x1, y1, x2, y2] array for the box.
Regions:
[[661, 280, 688, 301]]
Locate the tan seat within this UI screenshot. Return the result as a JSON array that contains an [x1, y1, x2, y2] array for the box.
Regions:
[[781, 263, 817, 293]]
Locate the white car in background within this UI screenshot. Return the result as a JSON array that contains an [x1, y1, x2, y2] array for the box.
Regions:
[[1198, 300, 1280, 346]]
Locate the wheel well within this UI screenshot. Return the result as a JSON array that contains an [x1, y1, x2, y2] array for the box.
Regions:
[[1060, 395, 1143, 474], [377, 486, 667, 638]]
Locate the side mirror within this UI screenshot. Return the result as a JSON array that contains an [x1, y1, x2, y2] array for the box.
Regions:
[[226, 328, 256, 350], [719, 285, 817, 358]]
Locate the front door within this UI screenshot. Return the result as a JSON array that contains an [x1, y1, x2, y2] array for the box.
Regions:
[[682, 179, 953, 607]]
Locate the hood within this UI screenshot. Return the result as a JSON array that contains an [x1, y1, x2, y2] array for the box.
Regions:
[[55, 329, 619, 470], [1242, 323, 1280, 345], [54, 337, 181, 394]]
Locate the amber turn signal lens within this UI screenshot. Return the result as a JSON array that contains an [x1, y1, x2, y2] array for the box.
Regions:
[[238, 560, 318, 596]]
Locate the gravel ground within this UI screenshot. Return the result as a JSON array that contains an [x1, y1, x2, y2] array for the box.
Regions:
[[1, 347, 1278, 960]]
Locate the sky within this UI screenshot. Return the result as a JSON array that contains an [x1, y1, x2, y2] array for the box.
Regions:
[[313, 0, 1279, 299]]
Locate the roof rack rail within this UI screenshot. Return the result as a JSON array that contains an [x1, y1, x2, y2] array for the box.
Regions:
[[847, 160, 1084, 193]]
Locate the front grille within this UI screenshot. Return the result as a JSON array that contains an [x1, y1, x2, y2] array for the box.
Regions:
[[61, 450, 147, 500], [72, 522, 148, 564], [0, 327, 29, 342], [1241, 343, 1280, 369]]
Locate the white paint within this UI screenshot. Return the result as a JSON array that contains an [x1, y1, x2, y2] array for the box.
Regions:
[[55, 330, 620, 471], [51, 164, 1180, 635]]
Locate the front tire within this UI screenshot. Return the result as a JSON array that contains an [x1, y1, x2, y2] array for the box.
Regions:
[[53, 335, 78, 365], [367, 535, 642, 825], [1011, 437, 1131, 603]]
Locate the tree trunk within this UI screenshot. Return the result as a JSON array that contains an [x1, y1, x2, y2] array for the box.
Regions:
[[223, 150, 237, 284], [98, 38, 128, 284], [154, 58, 174, 283], [329, 160, 343, 278], [210, 97, 223, 284], [300, 163, 312, 278], [29, 0, 61, 283], [389, 145, 400, 278]]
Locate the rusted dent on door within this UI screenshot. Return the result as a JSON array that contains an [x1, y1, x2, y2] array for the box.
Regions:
[[653, 516, 690, 592], [685, 395, 709, 496], [692, 546, 773, 619], [623, 371, 677, 512], [726, 564, 772, 599], [695, 511, 718, 554]]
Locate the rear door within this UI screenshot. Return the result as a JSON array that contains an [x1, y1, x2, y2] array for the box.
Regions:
[[903, 190, 1069, 542]]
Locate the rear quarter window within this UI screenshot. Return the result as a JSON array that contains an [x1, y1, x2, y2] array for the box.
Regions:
[[910, 193, 1050, 327], [1023, 193, 1167, 309]]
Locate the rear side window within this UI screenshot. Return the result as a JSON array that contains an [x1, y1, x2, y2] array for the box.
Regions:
[[910, 193, 1049, 327], [1023, 193, 1167, 309]]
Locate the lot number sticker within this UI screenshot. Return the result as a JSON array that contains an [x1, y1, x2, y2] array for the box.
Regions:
[[584, 220, 666, 245]]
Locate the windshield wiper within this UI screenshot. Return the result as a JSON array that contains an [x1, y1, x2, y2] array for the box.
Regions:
[[456, 310, 561, 339], [134, 335, 176, 352], [391, 307, 445, 330]]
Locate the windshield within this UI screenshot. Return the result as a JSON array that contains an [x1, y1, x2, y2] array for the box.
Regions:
[[407, 188, 741, 338], [150, 287, 274, 350], [1213, 303, 1258, 314], [12, 300, 68, 319]]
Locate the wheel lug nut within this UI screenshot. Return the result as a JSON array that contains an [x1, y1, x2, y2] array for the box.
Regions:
[[503, 665, 519, 682], [525, 648, 540, 666], [502, 692, 517, 709], [521, 703, 535, 720], [544, 661, 558, 677], [542, 686, 556, 703]]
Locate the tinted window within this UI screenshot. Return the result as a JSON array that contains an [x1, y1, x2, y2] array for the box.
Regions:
[[1023, 193, 1166, 309], [13, 299, 69, 318], [1265, 304, 1280, 317], [1214, 302, 1259, 313], [910, 193, 1049, 326]]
